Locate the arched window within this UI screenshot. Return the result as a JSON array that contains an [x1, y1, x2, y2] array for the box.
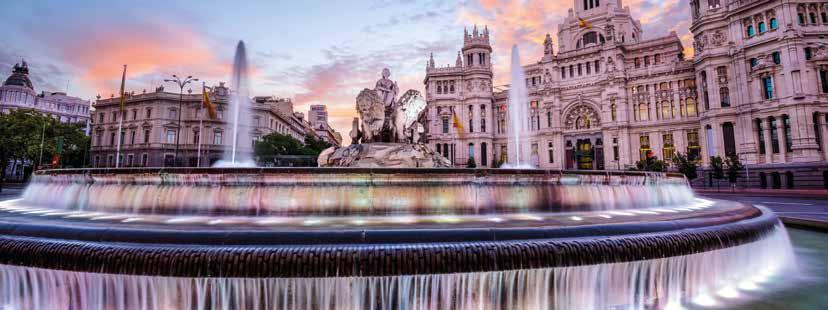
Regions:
[[700, 71, 710, 110], [610, 104, 617, 121], [638, 104, 649, 121], [481, 143, 488, 167], [661, 101, 671, 119], [722, 122, 736, 155], [770, 18, 778, 30], [756, 118, 766, 154], [686, 98, 698, 117], [583, 32, 598, 46], [771, 172, 781, 189], [747, 25, 755, 37], [758, 22, 766, 33]]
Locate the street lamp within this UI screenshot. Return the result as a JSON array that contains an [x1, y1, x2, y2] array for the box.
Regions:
[[164, 75, 198, 167]]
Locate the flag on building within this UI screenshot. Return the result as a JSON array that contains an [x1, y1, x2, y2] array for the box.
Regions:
[[452, 110, 464, 137], [118, 65, 127, 112], [578, 17, 591, 29], [202, 84, 217, 119]]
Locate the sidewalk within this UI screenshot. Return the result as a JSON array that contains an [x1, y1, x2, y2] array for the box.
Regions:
[[694, 188, 828, 199]]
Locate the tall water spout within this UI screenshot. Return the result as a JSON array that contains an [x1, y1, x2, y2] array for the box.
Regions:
[[215, 41, 255, 167], [505, 45, 532, 168]]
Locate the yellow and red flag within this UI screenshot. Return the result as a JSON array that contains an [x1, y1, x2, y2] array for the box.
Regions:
[[202, 83, 217, 119], [452, 110, 465, 138], [578, 17, 591, 29]]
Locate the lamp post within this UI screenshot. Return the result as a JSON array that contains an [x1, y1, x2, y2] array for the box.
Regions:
[[164, 75, 198, 167]]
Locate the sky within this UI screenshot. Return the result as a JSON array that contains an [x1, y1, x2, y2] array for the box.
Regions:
[[0, 0, 692, 142]]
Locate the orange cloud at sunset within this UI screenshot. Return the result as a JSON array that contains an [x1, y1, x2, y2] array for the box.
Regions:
[[36, 20, 228, 96]]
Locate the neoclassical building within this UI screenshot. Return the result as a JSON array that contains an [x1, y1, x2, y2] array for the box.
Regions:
[[90, 84, 314, 167], [424, 0, 828, 188]]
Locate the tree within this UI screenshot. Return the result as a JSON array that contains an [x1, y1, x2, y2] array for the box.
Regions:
[[466, 157, 477, 168], [634, 155, 667, 172], [709, 155, 725, 191], [724, 152, 744, 191], [671, 152, 699, 181], [254, 133, 333, 165], [301, 134, 332, 156], [254, 133, 304, 157], [0, 109, 90, 191]]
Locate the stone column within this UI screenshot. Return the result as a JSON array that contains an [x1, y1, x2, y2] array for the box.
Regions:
[[764, 117, 773, 164], [776, 115, 787, 163]]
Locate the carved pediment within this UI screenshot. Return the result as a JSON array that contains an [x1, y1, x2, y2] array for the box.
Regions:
[[563, 103, 600, 131]]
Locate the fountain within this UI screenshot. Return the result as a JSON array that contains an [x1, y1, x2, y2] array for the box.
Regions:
[[214, 41, 256, 168], [503, 45, 533, 169], [0, 65, 798, 309]]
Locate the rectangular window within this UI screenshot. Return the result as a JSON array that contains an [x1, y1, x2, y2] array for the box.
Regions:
[[99, 113, 104, 123], [635, 58, 640, 69], [166, 130, 176, 144], [130, 130, 136, 144], [820, 70, 828, 93], [663, 134, 675, 161], [168, 109, 177, 119], [639, 135, 651, 161], [770, 117, 780, 154], [762, 76, 774, 99], [141, 154, 148, 166], [772, 52, 781, 64], [146, 108, 152, 118], [805, 47, 813, 60], [561, 68, 566, 79], [783, 115, 793, 152], [127, 154, 134, 167], [193, 130, 200, 144], [687, 131, 701, 161], [757, 119, 766, 154], [132, 110, 137, 120], [214, 131, 223, 145], [644, 56, 650, 67], [577, 64, 582, 76], [594, 60, 600, 73], [654, 54, 661, 64], [586, 62, 591, 74], [442, 118, 449, 134], [143, 129, 150, 143], [548, 142, 554, 163]]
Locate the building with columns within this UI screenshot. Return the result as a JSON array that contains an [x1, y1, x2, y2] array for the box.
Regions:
[[424, 0, 828, 188], [90, 84, 312, 167]]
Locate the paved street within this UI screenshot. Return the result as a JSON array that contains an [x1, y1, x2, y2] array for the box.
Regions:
[[700, 193, 828, 222]]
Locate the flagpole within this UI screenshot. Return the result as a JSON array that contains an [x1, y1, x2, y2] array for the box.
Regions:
[[115, 65, 127, 168], [115, 116, 123, 167]]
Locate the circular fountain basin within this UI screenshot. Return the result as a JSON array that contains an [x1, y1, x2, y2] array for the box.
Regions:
[[0, 168, 795, 309]]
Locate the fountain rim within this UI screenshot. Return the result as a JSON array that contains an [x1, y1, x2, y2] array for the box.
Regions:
[[0, 205, 778, 277], [34, 167, 687, 178]]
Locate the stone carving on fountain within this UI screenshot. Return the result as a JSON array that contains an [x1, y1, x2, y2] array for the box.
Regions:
[[319, 68, 451, 168]]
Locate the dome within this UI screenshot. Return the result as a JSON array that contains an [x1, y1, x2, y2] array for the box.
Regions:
[[3, 60, 34, 90]]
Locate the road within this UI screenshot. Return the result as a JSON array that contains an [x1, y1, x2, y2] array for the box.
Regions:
[[700, 193, 828, 221]]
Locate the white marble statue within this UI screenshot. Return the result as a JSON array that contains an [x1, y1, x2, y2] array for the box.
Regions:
[[374, 68, 399, 110]]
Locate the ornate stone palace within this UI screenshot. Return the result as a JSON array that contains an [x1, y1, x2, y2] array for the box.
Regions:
[[0, 60, 91, 124], [423, 0, 828, 188]]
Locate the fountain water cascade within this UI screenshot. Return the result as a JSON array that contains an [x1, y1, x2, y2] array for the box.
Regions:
[[504, 45, 532, 169], [214, 41, 255, 168], [0, 168, 798, 309]]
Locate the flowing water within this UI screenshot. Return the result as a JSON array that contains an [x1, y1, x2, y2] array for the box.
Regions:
[[214, 41, 255, 168], [503, 45, 532, 169], [0, 225, 795, 310]]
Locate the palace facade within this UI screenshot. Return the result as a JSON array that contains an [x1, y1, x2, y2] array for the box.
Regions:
[[423, 0, 828, 188]]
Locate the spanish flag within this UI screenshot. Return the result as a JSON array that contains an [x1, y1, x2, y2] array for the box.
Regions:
[[202, 83, 217, 119], [118, 65, 127, 112], [452, 110, 465, 138], [578, 17, 591, 29]]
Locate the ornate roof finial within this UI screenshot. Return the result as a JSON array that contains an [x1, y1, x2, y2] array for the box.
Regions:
[[484, 25, 489, 37], [464, 27, 469, 37], [428, 53, 435, 69], [456, 51, 462, 67], [473, 24, 479, 37], [543, 33, 554, 55]]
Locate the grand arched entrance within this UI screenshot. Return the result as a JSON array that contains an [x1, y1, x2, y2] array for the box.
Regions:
[[563, 103, 604, 170]]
